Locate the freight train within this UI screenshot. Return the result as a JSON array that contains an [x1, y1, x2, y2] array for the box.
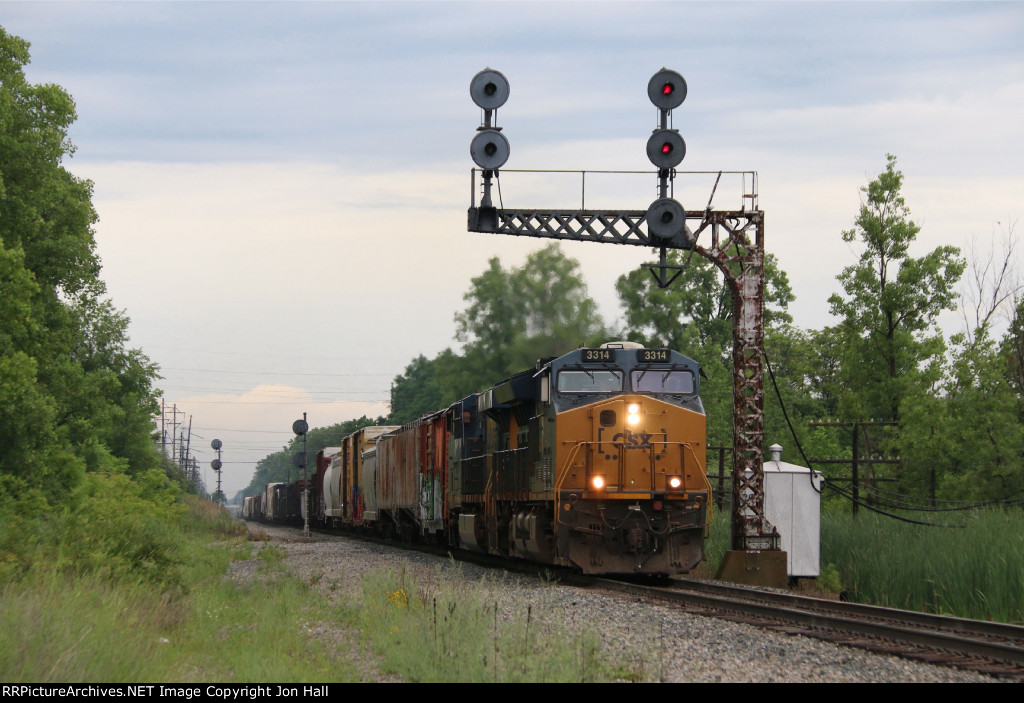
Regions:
[[243, 341, 712, 576]]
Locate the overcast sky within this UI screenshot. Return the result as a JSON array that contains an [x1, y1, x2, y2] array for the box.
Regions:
[[3, 1, 1023, 496]]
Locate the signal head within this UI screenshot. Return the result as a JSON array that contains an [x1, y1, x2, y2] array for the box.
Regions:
[[647, 197, 687, 241], [470, 69, 510, 110], [646, 129, 686, 169], [648, 68, 687, 111], [471, 129, 510, 170]]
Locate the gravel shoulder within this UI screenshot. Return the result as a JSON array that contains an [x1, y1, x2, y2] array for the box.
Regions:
[[237, 521, 999, 683]]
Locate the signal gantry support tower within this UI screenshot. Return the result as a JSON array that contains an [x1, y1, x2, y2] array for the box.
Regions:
[[467, 68, 785, 587]]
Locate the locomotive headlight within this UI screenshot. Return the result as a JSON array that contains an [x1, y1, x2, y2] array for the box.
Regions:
[[591, 475, 606, 490], [626, 403, 641, 425], [668, 475, 683, 490]]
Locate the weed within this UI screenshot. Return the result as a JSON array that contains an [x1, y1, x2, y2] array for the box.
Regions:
[[0, 498, 359, 683], [352, 567, 618, 682]]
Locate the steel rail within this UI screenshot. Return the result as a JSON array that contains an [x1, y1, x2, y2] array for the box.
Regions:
[[262, 523, 1024, 678], [595, 577, 1024, 676]]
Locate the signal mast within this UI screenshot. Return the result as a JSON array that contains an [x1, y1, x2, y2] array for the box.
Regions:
[[466, 68, 785, 586]]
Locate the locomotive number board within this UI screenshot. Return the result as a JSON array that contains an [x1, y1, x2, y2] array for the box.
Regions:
[[637, 349, 671, 362]]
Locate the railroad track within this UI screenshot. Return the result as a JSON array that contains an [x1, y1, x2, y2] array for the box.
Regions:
[[267, 524, 1023, 679], [595, 576, 1024, 680]]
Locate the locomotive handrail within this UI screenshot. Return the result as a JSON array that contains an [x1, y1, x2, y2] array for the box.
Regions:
[[553, 441, 586, 534], [554, 439, 709, 534], [483, 458, 497, 552], [682, 442, 714, 504]]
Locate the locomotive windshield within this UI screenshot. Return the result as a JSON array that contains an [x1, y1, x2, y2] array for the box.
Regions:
[[557, 369, 624, 393], [631, 369, 695, 394]]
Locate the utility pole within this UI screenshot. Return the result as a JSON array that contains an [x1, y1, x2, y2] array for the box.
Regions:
[[809, 420, 900, 515]]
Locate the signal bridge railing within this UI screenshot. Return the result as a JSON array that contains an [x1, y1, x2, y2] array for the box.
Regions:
[[469, 168, 759, 215]]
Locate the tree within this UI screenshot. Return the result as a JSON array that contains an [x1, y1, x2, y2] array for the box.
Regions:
[[828, 155, 965, 423], [1004, 295, 1024, 396], [388, 354, 443, 424], [615, 249, 794, 360], [615, 249, 796, 448], [0, 27, 162, 502], [453, 244, 607, 383]]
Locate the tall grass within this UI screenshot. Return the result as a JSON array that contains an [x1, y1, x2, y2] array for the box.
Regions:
[[702, 497, 1022, 623], [349, 566, 624, 682], [822, 509, 1024, 623], [0, 493, 358, 682]]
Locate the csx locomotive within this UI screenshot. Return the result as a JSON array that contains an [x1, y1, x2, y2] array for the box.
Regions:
[[244, 341, 711, 575]]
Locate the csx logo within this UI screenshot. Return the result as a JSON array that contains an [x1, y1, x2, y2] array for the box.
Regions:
[[610, 429, 652, 449]]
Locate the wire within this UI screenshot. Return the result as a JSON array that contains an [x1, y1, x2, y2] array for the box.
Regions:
[[761, 347, 1006, 527], [161, 367, 391, 377]]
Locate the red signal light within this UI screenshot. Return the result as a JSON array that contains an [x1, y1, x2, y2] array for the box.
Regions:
[[661, 143, 672, 155], [648, 69, 686, 110]]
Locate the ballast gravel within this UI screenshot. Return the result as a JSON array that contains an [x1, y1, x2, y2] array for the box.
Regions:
[[237, 522, 999, 683]]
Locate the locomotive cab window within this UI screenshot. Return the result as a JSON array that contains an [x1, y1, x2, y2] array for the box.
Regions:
[[556, 369, 624, 393], [631, 369, 695, 394]]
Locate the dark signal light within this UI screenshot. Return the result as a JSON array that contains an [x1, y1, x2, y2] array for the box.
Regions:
[[647, 198, 688, 242], [470, 69, 510, 110], [471, 129, 510, 169]]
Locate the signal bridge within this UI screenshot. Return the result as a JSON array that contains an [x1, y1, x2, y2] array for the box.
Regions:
[[467, 68, 784, 586]]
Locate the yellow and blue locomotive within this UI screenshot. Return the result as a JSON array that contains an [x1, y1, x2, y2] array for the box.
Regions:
[[451, 341, 710, 575], [264, 342, 711, 577]]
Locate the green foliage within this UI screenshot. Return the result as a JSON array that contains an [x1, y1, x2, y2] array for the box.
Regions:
[[817, 563, 843, 595], [387, 244, 609, 419], [0, 496, 356, 683], [615, 248, 796, 448], [616, 249, 793, 362], [57, 470, 186, 586], [828, 154, 965, 423], [452, 244, 607, 386], [0, 27, 164, 508], [388, 354, 443, 424], [355, 567, 611, 682], [822, 510, 1024, 623], [899, 329, 1024, 500], [1003, 295, 1024, 396], [0, 467, 188, 589]]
